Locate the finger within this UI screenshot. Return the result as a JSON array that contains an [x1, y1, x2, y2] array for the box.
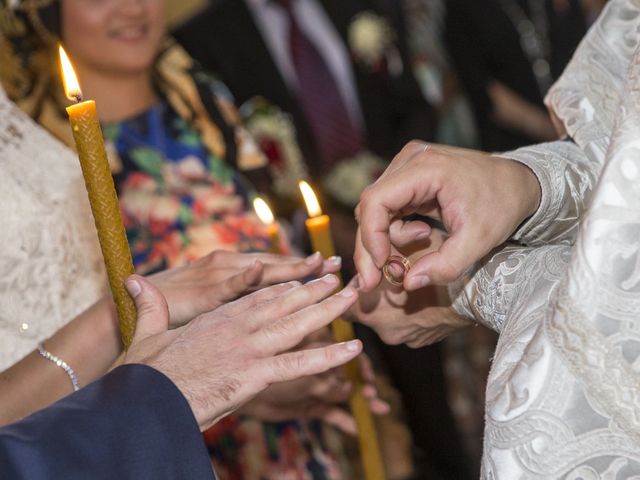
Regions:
[[368, 398, 391, 415], [215, 281, 300, 317], [260, 339, 363, 386], [125, 274, 169, 344], [310, 377, 352, 403], [322, 408, 358, 436], [358, 353, 376, 387], [389, 219, 432, 248], [261, 253, 341, 285], [202, 249, 308, 270], [252, 286, 358, 354], [318, 256, 343, 276], [353, 228, 382, 292], [247, 274, 340, 331], [404, 226, 479, 288], [359, 164, 440, 270], [212, 261, 264, 307]]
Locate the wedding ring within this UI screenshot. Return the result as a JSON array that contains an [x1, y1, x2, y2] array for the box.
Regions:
[[383, 255, 411, 287]]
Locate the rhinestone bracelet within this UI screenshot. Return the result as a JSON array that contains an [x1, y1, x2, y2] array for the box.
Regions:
[[37, 344, 81, 392]]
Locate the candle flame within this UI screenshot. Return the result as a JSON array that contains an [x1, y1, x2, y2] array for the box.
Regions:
[[59, 45, 83, 102], [253, 197, 275, 225], [299, 180, 322, 217]]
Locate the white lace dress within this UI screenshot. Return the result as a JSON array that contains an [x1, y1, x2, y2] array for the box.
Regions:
[[450, 1, 640, 477], [0, 87, 107, 371]]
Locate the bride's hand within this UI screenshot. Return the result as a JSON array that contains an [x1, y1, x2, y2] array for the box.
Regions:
[[354, 141, 541, 291], [149, 250, 341, 328], [350, 229, 473, 347]]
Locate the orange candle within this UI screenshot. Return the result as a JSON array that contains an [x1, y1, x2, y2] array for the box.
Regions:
[[60, 45, 137, 348], [253, 197, 281, 254], [299, 181, 385, 480]]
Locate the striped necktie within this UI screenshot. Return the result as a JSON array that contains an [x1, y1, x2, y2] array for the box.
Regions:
[[277, 0, 365, 167]]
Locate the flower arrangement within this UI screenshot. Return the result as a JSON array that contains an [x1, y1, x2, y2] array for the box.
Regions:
[[323, 151, 387, 208], [240, 97, 309, 199]]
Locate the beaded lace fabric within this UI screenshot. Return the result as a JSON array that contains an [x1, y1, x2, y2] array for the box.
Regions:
[[0, 86, 107, 371]]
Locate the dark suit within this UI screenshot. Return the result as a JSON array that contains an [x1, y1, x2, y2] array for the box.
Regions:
[[0, 365, 214, 480], [174, 3, 471, 479], [173, 0, 435, 175]]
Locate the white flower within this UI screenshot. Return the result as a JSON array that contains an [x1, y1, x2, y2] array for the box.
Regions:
[[240, 98, 309, 198], [348, 12, 395, 69], [323, 152, 387, 208]]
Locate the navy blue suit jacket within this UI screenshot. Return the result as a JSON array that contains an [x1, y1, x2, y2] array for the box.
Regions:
[[0, 365, 215, 479]]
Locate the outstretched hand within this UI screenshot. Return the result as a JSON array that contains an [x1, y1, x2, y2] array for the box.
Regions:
[[149, 250, 341, 328], [123, 274, 362, 431], [354, 142, 541, 291]]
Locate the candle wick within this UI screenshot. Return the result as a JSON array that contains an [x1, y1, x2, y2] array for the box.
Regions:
[[74, 94, 83, 103]]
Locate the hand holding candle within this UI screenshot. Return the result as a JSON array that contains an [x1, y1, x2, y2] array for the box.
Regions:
[[60, 45, 137, 348]]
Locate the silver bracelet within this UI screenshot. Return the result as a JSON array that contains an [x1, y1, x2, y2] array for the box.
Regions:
[[37, 344, 81, 392]]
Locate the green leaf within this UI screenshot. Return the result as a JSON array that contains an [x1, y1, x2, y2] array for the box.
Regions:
[[178, 204, 194, 225], [130, 147, 165, 181], [208, 155, 233, 184]]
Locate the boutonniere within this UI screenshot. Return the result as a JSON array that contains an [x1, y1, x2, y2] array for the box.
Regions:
[[240, 97, 309, 198], [348, 12, 403, 76]]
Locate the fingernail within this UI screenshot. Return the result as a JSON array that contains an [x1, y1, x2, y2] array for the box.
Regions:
[[125, 278, 142, 298], [339, 287, 356, 298], [344, 340, 360, 352], [322, 274, 338, 285], [305, 252, 322, 265], [407, 275, 430, 290], [327, 256, 342, 266], [349, 275, 361, 290]]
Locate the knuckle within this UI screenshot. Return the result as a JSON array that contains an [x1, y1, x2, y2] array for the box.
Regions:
[[274, 351, 307, 374], [360, 185, 375, 204]]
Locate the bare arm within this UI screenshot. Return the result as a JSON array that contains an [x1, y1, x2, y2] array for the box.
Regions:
[[0, 298, 120, 425], [487, 81, 558, 142]]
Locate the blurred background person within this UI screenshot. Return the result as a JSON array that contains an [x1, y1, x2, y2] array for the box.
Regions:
[[445, 0, 594, 152]]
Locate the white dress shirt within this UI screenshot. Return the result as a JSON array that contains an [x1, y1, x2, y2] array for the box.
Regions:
[[245, 0, 365, 130]]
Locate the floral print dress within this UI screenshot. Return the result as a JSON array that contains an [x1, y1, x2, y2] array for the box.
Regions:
[[103, 99, 347, 479], [105, 102, 268, 274]]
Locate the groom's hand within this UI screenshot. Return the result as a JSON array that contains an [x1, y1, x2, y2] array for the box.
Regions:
[[123, 274, 361, 431], [354, 142, 541, 290]]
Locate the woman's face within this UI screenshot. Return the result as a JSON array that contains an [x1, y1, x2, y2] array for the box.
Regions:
[[61, 0, 165, 76]]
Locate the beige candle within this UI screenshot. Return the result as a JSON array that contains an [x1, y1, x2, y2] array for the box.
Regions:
[[299, 180, 385, 480], [60, 45, 137, 348]]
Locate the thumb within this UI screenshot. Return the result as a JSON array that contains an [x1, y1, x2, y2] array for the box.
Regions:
[[405, 228, 478, 289], [125, 274, 169, 344]]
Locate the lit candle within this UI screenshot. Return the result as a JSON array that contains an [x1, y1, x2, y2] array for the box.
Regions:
[[298, 180, 385, 480], [59, 45, 137, 348], [253, 197, 281, 254]]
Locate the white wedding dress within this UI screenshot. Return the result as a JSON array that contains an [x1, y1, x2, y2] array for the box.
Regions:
[[0, 86, 107, 371], [451, 0, 640, 477]]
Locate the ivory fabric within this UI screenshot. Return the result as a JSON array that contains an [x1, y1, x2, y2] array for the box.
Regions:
[[0, 86, 106, 371], [451, 1, 640, 477]]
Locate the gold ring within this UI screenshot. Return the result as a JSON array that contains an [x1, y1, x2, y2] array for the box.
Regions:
[[383, 255, 411, 287]]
